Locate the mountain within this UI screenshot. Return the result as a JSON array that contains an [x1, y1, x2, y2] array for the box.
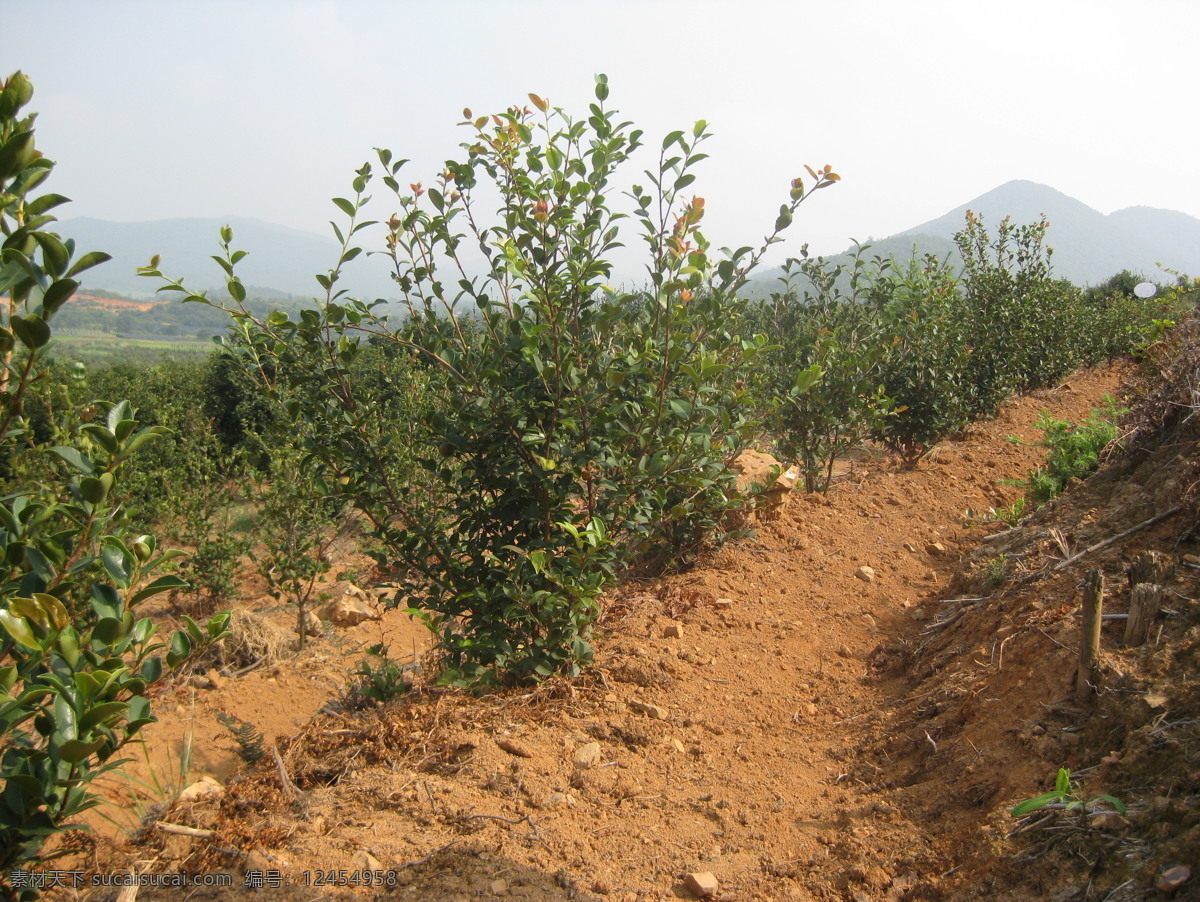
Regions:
[[754, 180, 1200, 292], [56, 216, 399, 300]]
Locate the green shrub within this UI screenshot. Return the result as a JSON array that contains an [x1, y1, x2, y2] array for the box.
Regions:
[[873, 254, 974, 463], [754, 249, 893, 491], [142, 79, 839, 687], [1028, 400, 1122, 501], [0, 71, 228, 896]]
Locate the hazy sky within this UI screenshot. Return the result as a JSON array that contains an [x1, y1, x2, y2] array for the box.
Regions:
[[11, 0, 1200, 273]]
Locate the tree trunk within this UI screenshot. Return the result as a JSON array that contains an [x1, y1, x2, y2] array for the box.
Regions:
[[1123, 583, 1163, 647]]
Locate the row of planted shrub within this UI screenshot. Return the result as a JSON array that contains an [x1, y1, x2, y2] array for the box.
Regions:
[[745, 214, 1190, 492]]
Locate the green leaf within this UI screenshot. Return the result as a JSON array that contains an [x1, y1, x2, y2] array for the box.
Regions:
[[100, 540, 133, 587], [1054, 767, 1072, 795], [32, 231, 70, 277], [0, 610, 39, 650], [65, 251, 111, 278], [79, 701, 129, 731], [9, 314, 50, 349], [1011, 791, 1063, 817], [57, 737, 106, 764], [129, 575, 189, 605], [51, 445, 95, 475], [41, 277, 78, 314]]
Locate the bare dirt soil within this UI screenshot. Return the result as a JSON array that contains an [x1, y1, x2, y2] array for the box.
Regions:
[[51, 362, 1200, 902]]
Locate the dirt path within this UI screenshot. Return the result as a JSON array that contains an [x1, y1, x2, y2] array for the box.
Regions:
[[93, 366, 1124, 901]]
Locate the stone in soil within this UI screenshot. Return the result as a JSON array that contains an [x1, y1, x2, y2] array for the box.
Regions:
[[573, 741, 602, 769], [684, 871, 719, 897]]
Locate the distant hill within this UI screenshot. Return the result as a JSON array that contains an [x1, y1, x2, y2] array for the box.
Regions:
[[753, 180, 1200, 292], [56, 216, 399, 300]]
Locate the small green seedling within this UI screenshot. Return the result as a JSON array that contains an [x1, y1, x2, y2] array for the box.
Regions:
[[1010, 767, 1125, 817]]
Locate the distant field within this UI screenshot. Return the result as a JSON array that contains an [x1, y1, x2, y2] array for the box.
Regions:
[[48, 333, 216, 368]]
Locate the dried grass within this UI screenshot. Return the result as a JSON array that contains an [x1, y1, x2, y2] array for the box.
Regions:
[[176, 608, 291, 677]]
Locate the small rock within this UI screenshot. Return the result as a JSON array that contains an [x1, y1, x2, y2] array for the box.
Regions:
[[1145, 692, 1168, 709], [903, 542, 918, 553], [909, 607, 929, 622], [490, 878, 509, 894], [684, 872, 719, 898], [926, 542, 947, 556], [592, 878, 612, 895], [316, 595, 380, 627], [352, 850, 382, 871], [855, 565, 876, 583], [573, 742, 602, 769], [671, 738, 686, 753], [837, 644, 853, 658], [712, 598, 733, 609], [630, 700, 668, 720], [1090, 812, 1128, 830], [1157, 865, 1191, 893], [545, 792, 573, 808], [497, 738, 534, 759], [243, 848, 277, 874], [1182, 554, 1200, 566], [662, 621, 684, 639], [296, 610, 322, 637], [344, 582, 367, 599], [178, 775, 224, 803], [804, 703, 819, 716], [1060, 732, 1082, 747]]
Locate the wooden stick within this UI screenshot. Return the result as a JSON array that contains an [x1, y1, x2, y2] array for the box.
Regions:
[[1054, 508, 1182, 572], [1076, 569, 1104, 702], [271, 739, 303, 803], [156, 822, 215, 838], [1123, 583, 1163, 646]]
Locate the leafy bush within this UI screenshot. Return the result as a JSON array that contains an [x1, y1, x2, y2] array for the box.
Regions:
[[754, 248, 892, 491], [955, 212, 1079, 412], [0, 71, 228, 895], [142, 79, 839, 686], [872, 254, 974, 463], [1028, 401, 1121, 501]]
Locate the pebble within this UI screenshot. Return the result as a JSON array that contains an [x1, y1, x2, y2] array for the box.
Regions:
[[856, 566, 876, 583], [662, 621, 684, 639], [925, 542, 947, 556], [630, 700, 668, 720], [1157, 865, 1191, 892], [352, 850, 383, 872], [1090, 812, 1128, 830], [177, 776, 224, 803], [496, 739, 534, 758], [684, 872, 719, 898], [573, 742, 602, 769]]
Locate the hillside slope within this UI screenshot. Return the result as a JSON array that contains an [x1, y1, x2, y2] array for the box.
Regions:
[[79, 353, 1200, 901]]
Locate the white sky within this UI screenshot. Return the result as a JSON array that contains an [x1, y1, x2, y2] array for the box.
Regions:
[[12, 0, 1200, 272]]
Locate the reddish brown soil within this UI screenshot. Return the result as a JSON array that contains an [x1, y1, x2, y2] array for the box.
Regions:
[[52, 363, 1200, 902]]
